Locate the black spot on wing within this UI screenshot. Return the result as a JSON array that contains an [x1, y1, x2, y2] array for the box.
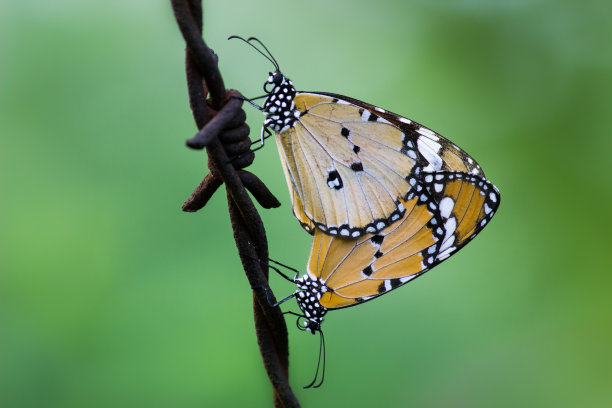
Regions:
[[371, 235, 384, 246], [341, 127, 350, 137], [353, 145, 360, 154], [362, 265, 373, 277], [374, 250, 383, 258], [326, 169, 343, 190], [350, 162, 364, 172]]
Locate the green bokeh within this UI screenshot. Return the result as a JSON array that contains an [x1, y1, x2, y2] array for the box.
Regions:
[[1, 1, 611, 407]]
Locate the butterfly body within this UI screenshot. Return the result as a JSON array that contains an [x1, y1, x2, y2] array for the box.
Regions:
[[294, 274, 328, 333]]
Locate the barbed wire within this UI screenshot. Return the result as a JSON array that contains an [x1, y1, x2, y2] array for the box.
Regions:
[[170, 1, 300, 406]]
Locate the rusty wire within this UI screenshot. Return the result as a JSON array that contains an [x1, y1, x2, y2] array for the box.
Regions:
[[170, 1, 300, 406]]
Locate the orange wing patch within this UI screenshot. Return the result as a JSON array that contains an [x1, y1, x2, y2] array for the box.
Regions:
[[421, 171, 500, 261]]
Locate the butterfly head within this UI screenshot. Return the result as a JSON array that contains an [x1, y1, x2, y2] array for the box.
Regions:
[[265, 71, 284, 91], [295, 275, 328, 334]]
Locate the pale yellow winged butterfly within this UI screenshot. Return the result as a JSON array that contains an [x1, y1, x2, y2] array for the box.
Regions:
[[231, 36, 484, 237]]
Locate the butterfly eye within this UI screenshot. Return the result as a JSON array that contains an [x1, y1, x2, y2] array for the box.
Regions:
[[272, 72, 283, 85]]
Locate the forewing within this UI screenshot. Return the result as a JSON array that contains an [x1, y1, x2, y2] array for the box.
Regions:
[[276, 140, 316, 233], [316, 92, 484, 177], [274, 92, 421, 237], [421, 171, 500, 261]]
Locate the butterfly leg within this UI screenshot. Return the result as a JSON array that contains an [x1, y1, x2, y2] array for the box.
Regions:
[[283, 311, 312, 332], [248, 125, 273, 153], [225, 125, 270, 165], [230, 94, 266, 111], [272, 293, 296, 308]]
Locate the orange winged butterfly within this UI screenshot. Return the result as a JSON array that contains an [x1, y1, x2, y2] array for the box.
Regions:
[[230, 36, 485, 237], [267, 171, 500, 387]]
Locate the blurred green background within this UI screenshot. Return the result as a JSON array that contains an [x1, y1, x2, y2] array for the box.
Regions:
[[1, 0, 611, 407]]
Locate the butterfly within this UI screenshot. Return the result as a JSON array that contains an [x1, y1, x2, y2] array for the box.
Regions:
[[230, 36, 484, 237], [266, 171, 500, 387]]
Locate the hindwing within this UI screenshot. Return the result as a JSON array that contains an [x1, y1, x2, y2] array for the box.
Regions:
[[305, 172, 500, 310], [306, 191, 444, 309], [420, 171, 500, 261]]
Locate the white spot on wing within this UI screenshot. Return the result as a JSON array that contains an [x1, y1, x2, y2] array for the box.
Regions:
[[437, 246, 456, 260], [439, 197, 455, 219], [418, 135, 441, 154], [418, 127, 439, 141], [417, 138, 443, 171], [440, 233, 456, 253], [400, 275, 416, 284], [399, 117, 412, 124], [440, 217, 457, 253]]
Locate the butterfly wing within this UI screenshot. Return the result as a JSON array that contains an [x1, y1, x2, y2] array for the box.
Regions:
[[306, 192, 445, 309], [316, 92, 484, 176], [275, 93, 419, 237], [276, 140, 316, 233], [275, 92, 485, 237], [420, 172, 500, 261], [307, 173, 499, 310]]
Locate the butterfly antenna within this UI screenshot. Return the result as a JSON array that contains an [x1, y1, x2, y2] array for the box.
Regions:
[[228, 35, 280, 71], [314, 330, 326, 388], [239, 252, 296, 283], [304, 330, 326, 389], [246, 37, 280, 71]]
